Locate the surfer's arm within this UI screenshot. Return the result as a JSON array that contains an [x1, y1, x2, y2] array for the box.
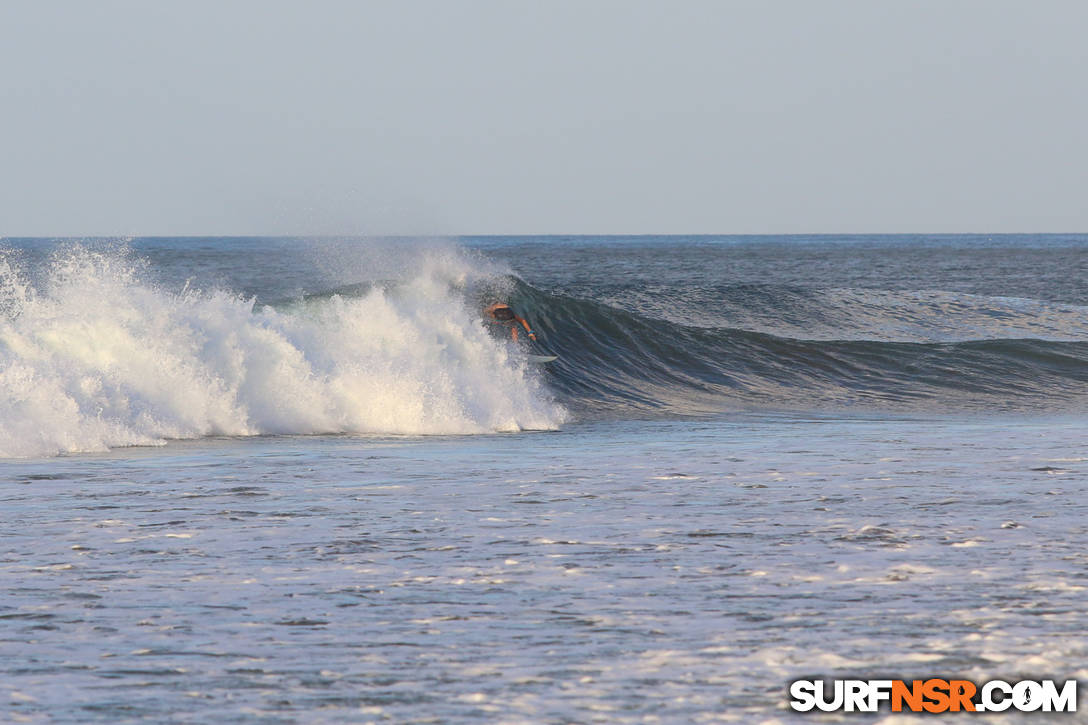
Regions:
[[515, 316, 537, 341]]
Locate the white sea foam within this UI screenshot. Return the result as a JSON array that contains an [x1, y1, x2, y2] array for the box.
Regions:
[[0, 245, 565, 457]]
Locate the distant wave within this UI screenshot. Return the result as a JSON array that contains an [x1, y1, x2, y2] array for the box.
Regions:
[[0, 246, 565, 458]]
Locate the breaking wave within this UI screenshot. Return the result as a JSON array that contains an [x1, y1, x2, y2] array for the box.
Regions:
[[4, 238, 1088, 458], [0, 245, 565, 458]]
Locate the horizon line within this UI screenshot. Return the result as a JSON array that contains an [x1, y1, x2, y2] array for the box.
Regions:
[[2, 231, 1087, 240]]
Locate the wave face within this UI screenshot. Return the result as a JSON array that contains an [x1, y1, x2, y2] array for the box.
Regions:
[[0, 245, 566, 457], [513, 280, 1088, 416]]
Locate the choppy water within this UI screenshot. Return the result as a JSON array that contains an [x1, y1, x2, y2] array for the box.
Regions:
[[2, 235, 1087, 722]]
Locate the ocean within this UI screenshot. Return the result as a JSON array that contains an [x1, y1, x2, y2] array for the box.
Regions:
[[1, 235, 1086, 722]]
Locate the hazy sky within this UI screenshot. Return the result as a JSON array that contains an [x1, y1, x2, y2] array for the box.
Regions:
[[2, 0, 1086, 235]]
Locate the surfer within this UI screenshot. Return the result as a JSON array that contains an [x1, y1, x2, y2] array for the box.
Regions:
[[485, 303, 537, 342]]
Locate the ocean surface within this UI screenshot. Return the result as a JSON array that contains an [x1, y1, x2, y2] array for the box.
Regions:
[[1, 234, 1086, 723]]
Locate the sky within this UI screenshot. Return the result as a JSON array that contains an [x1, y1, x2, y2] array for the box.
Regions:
[[1, 0, 1086, 236]]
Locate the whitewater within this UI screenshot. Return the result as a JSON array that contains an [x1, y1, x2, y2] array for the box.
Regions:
[[2, 235, 1087, 723], [0, 243, 564, 457]]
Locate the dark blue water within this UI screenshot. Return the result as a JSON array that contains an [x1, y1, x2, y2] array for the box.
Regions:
[[1, 235, 1086, 722]]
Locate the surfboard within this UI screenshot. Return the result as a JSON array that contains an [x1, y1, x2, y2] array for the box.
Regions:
[[528, 354, 558, 364]]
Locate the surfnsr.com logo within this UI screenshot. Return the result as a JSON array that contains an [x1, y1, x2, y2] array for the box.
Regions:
[[789, 679, 1077, 713]]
